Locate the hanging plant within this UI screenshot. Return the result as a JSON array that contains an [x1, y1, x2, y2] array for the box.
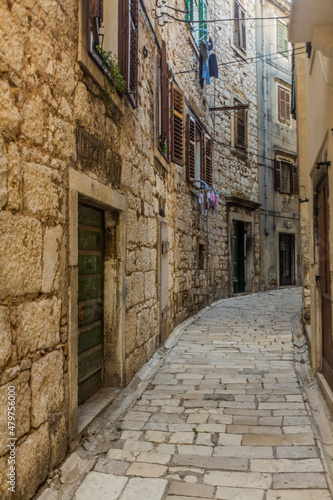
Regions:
[[159, 135, 168, 156], [94, 45, 126, 94]]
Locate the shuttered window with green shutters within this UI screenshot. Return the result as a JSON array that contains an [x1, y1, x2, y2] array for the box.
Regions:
[[277, 20, 288, 56], [186, 0, 208, 46]]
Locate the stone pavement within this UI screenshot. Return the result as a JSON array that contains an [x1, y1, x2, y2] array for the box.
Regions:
[[37, 288, 333, 500]]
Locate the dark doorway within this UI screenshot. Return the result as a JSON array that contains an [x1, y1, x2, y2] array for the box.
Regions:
[[78, 204, 104, 404], [317, 183, 333, 391], [279, 233, 295, 286], [233, 221, 246, 294]]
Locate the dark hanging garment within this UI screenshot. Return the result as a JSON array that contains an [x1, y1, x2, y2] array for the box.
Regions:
[[199, 54, 204, 89], [209, 53, 218, 78], [200, 41, 208, 63]]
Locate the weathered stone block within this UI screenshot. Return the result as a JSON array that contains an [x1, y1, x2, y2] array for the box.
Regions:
[[126, 272, 144, 307], [0, 212, 42, 299], [74, 83, 93, 128], [42, 226, 63, 293], [49, 413, 67, 469], [0, 371, 31, 456], [0, 306, 11, 370], [23, 163, 62, 217], [7, 142, 21, 211], [13, 297, 61, 358], [16, 423, 50, 499], [21, 97, 44, 145], [52, 116, 76, 159], [30, 351, 64, 428], [0, 136, 7, 209], [145, 271, 156, 300], [0, 9, 24, 74], [0, 81, 21, 136]]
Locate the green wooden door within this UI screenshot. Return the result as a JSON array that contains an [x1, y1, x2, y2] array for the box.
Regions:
[[233, 221, 245, 294], [78, 204, 104, 404]]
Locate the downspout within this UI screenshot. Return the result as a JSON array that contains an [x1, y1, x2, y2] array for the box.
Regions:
[[262, 0, 269, 234]]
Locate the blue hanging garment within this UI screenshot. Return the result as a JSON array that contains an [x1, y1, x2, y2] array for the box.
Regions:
[[209, 53, 218, 78]]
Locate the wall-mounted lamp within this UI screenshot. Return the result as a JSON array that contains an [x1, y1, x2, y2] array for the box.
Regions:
[[316, 161, 331, 169], [143, 45, 148, 58]]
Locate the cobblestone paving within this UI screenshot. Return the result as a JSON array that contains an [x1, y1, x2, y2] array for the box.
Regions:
[[41, 288, 333, 500]]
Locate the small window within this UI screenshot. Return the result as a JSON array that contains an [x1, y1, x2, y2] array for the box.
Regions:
[[234, 99, 248, 151], [186, 115, 213, 185], [278, 86, 291, 124], [187, 0, 208, 46], [233, 1, 246, 54], [281, 161, 291, 194], [87, 0, 139, 108], [277, 20, 288, 56], [274, 159, 298, 195]]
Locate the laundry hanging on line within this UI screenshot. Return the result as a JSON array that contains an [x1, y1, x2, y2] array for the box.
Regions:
[[198, 190, 219, 215], [199, 38, 219, 88]]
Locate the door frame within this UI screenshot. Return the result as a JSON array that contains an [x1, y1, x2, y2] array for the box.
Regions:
[[68, 168, 127, 440], [278, 231, 296, 287], [228, 210, 255, 295]]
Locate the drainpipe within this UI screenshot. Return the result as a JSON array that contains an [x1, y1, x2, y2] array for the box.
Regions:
[[262, 0, 269, 234]]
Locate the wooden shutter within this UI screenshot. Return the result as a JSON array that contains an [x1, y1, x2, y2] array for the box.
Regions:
[[234, 1, 240, 47], [277, 20, 284, 53], [274, 160, 282, 192], [205, 135, 213, 186], [278, 87, 285, 121], [290, 165, 298, 194], [161, 41, 169, 159], [119, 0, 139, 109], [241, 9, 246, 53], [199, 0, 207, 42], [200, 129, 205, 180], [171, 85, 185, 165], [89, 0, 103, 46], [278, 86, 291, 123], [186, 115, 195, 180], [235, 104, 247, 150], [186, 0, 193, 22], [285, 90, 291, 123]]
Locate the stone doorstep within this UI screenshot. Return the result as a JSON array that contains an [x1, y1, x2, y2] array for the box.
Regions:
[[77, 388, 120, 434]]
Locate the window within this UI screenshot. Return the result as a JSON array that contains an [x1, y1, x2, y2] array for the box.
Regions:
[[186, 115, 213, 184], [87, 0, 139, 108], [234, 99, 248, 151], [171, 84, 185, 165], [156, 42, 170, 160], [278, 86, 291, 124], [233, 1, 246, 54], [277, 20, 288, 56], [186, 0, 208, 46], [274, 159, 298, 195]]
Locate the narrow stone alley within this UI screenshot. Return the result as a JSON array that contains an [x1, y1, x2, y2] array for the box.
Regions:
[[37, 289, 333, 500]]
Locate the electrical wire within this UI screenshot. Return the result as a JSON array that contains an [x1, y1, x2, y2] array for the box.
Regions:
[[174, 48, 306, 75], [157, 11, 289, 23]]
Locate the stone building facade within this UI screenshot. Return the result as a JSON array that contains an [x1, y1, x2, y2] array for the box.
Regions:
[[256, 0, 300, 291], [289, 0, 333, 409], [0, 0, 259, 497]]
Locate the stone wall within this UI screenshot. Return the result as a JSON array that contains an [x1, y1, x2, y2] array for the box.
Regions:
[[0, 0, 260, 496]]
